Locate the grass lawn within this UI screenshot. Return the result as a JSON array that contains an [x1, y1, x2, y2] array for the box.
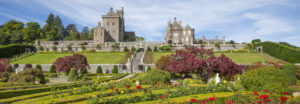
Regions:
[[11, 52, 127, 64], [153, 52, 281, 64]]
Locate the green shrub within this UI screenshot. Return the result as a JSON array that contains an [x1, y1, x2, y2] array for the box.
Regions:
[[112, 65, 118, 73], [146, 66, 151, 72], [96, 66, 103, 74], [38, 45, 43, 51], [159, 45, 172, 51], [140, 69, 171, 85], [257, 41, 300, 63], [47, 73, 57, 78], [215, 43, 220, 50], [35, 64, 42, 71], [154, 46, 158, 52], [241, 66, 290, 93], [281, 64, 297, 85], [252, 39, 261, 44], [0, 44, 35, 58], [123, 46, 129, 52], [9, 68, 46, 84], [146, 46, 152, 52], [49, 65, 56, 73], [80, 45, 86, 51], [51, 46, 57, 51], [67, 68, 78, 82], [131, 47, 136, 52]]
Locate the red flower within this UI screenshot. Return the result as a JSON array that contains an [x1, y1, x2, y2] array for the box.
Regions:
[[283, 92, 288, 95], [291, 96, 294, 98], [226, 101, 234, 104], [257, 101, 262, 104], [202, 100, 207, 104], [209, 97, 215, 102], [264, 90, 268, 92], [125, 85, 130, 89], [160, 95, 163, 99], [281, 96, 288, 102], [155, 82, 158, 85], [190, 98, 196, 102], [136, 85, 141, 90], [115, 89, 119, 92], [174, 83, 178, 87], [264, 98, 270, 102], [254, 91, 259, 96], [259, 95, 269, 99], [110, 86, 114, 90]]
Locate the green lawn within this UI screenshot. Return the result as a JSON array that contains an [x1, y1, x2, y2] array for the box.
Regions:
[[154, 52, 281, 64], [11, 53, 127, 64]]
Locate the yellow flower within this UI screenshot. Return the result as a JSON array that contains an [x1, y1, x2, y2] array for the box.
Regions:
[[121, 91, 124, 94], [213, 89, 216, 91], [190, 81, 194, 83], [223, 80, 227, 84], [73, 88, 76, 90]]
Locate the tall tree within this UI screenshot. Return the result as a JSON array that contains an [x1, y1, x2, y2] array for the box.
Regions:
[[65, 24, 76, 37], [68, 26, 79, 40], [89, 28, 94, 40], [0, 20, 24, 44], [80, 27, 89, 40], [23, 22, 41, 42], [53, 16, 65, 40], [42, 13, 58, 40]]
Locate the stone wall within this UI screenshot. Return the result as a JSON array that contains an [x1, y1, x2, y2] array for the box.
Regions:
[[36, 40, 246, 52]]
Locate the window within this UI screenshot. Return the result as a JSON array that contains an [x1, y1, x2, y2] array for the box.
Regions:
[[186, 37, 189, 42], [107, 22, 109, 25], [112, 22, 114, 25], [188, 30, 191, 34], [183, 31, 185, 35], [174, 33, 178, 37]]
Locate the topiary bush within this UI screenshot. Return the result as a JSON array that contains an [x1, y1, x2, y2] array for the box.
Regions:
[[131, 47, 136, 52], [96, 66, 102, 74], [67, 68, 78, 82], [241, 66, 290, 94], [153, 46, 158, 52], [281, 64, 297, 85], [112, 65, 118, 73], [123, 46, 129, 52], [9, 68, 46, 84], [24, 64, 32, 70], [140, 69, 171, 85], [49, 65, 56, 73], [146, 66, 151, 72], [35, 64, 42, 71]]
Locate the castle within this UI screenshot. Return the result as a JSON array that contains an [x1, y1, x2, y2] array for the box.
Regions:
[[94, 7, 135, 44]]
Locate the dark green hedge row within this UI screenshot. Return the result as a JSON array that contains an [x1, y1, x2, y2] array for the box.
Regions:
[[257, 41, 300, 63], [0, 44, 36, 58]]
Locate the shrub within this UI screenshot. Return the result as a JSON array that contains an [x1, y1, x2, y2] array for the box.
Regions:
[[256, 41, 300, 63], [146, 66, 151, 72], [123, 46, 129, 52], [252, 39, 261, 44], [24, 64, 32, 70], [215, 43, 220, 50], [9, 68, 46, 84], [0, 44, 35, 58], [159, 45, 172, 51], [67, 44, 72, 51], [146, 46, 152, 52], [6, 65, 13, 72], [96, 44, 101, 50], [51, 46, 57, 51], [67, 68, 78, 82], [112, 65, 118, 73], [35, 64, 42, 71], [96, 66, 102, 74], [80, 45, 86, 51], [49, 65, 56, 73], [140, 69, 171, 85], [241, 66, 290, 94], [131, 47, 136, 52], [47, 73, 57, 78], [38, 45, 43, 51], [281, 64, 297, 85], [153, 46, 158, 52]]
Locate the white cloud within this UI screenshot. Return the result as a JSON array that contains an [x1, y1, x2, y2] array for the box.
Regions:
[[0, 11, 29, 23]]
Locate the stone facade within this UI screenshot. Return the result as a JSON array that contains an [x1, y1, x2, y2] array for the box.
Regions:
[[164, 18, 195, 45], [94, 7, 136, 44]]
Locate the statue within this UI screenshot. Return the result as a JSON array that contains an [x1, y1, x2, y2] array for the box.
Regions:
[[215, 73, 220, 85]]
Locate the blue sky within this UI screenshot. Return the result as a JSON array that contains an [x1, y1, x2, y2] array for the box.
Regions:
[[0, 0, 299, 46]]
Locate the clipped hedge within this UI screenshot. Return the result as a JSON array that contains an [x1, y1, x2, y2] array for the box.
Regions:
[[0, 44, 35, 58], [257, 41, 300, 63]]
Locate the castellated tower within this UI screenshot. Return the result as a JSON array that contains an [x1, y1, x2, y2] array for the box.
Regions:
[[94, 7, 135, 44], [164, 17, 194, 45]]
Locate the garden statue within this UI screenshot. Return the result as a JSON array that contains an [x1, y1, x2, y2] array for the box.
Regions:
[[215, 73, 220, 85]]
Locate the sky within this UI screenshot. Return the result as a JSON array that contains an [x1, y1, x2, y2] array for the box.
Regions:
[[0, 0, 299, 46]]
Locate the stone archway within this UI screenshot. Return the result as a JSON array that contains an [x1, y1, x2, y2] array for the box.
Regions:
[[137, 48, 144, 53]]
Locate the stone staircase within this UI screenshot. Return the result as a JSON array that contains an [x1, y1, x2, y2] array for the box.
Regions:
[[131, 51, 145, 73]]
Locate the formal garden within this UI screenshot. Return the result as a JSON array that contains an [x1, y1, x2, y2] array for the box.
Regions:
[[0, 40, 300, 104]]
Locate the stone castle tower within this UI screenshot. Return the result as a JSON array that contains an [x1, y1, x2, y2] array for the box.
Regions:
[[164, 18, 194, 45], [94, 7, 135, 44]]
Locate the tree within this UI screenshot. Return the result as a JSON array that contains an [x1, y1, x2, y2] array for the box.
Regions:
[[10, 31, 23, 44], [51, 46, 57, 51], [146, 66, 152, 72], [89, 28, 94, 40], [123, 46, 129, 52], [96, 44, 101, 50], [67, 68, 78, 81], [69, 26, 80, 40], [112, 65, 118, 73], [42, 13, 55, 40], [214, 54, 244, 80], [67, 44, 72, 51], [49, 65, 56, 73], [9, 68, 46, 84], [146, 46, 152, 52], [53, 16, 65, 40], [38, 45, 44, 51], [252, 39, 261, 44], [131, 47, 136, 52], [153, 46, 158, 52], [0, 20, 24, 44], [80, 45, 86, 51], [65, 24, 76, 38], [80, 27, 89, 40], [229, 40, 235, 44], [53, 54, 89, 73], [0, 58, 10, 72], [23, 22, 41, 42], [156, 55, 171, 70], [96, 66, 103, 74]]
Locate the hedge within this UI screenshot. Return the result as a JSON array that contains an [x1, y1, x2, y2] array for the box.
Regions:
[[0, 44, 36, 58], [257, 41, 300, 63]]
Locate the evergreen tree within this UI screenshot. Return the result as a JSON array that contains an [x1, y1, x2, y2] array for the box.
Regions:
[[67, 68, 78, 81], [65, 24, 76, 38], [112, 65, 118, 73], [0, 20, 24, 44], [96, 66, 103, 74], [53, 16, 65, 40], [35, 64, 42, 71], [146, 46, 152, 52], [131, 47, 136, 52], [49, 65, 56, 73], [80, 27, 89, 40], [123, 46, 129, 52], [42, 13, 55, 40], [146, 66, 151, 72], [69, 26, 80, 40], [154, 46, 158, 52]]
